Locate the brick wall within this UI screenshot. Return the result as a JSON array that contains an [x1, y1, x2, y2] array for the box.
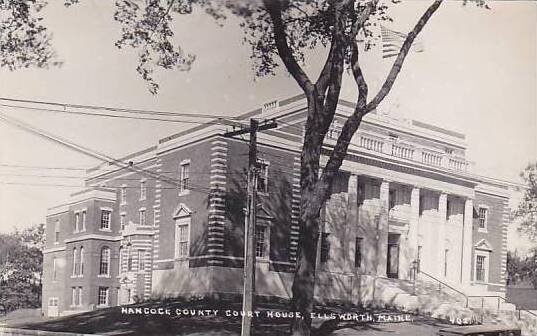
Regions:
[[473, 191, 509, 291]]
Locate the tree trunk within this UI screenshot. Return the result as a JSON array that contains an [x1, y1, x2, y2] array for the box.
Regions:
[[290, 95, 332, 336]]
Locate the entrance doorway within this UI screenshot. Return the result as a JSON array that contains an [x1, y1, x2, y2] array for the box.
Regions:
[[387, 233, 400, 279]]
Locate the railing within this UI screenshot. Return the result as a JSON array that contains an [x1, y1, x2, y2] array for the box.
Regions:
[[421, 151, 443, 167], [350, 134, 471, 172], [391, 144, 414, 160], [359, 136, 384, 153], [465, 295, 537, 322], [416, 266, 537, 324], [448, 157, 468, 171], [467, 295, 508, 312], [418, 269, 468, 303]]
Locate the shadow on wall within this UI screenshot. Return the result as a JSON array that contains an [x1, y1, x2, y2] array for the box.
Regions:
[[224, 166, 293, 265]]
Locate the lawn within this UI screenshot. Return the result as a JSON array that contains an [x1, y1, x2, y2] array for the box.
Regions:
[[10, 298, 452, 336]]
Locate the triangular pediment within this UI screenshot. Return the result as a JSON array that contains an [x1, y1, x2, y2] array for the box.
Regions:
[[256, 204, 274, 221], [173, 203, 192, 218], [474, 239, 493, 252]]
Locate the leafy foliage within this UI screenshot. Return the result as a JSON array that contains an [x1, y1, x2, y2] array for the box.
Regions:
[[66, 0, 398, 94], [507, 250, 537, 289], [0, 0, 60, 70], [0, 224, 44, 313], [515, 163, 537, 240]]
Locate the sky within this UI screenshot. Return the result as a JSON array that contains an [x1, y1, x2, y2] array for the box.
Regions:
[[0, 0, 535, 248]]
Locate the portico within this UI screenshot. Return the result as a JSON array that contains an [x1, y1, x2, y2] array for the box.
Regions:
[[322, 158, 478, 292]]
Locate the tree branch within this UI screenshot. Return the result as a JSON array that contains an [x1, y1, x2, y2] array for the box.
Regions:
[[314, 44, 368, 199], [364, 0, 443, 112], [317, 0, 378, 93], [351, 42, 368, 109], [314, 0, 442, 201], [263, 0, 314, 94]]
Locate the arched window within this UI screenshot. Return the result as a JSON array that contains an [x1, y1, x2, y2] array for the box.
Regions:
[[80, 247, 84, 276], [99, 247, 110, 276]]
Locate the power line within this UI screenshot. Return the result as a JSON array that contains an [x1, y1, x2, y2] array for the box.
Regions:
[[0, 172, 244, 179], [0, 181, 213, 191], [0, 96, 242, 120], [0, 112, 206, 194], [0, 103, 227, 125]]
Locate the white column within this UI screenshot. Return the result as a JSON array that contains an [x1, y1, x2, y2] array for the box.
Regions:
[[405, 186, 420, 280], [438, 193, 448, 278], [377, 179, 390, 277], [462, 198, 474, 286], [346, 174, 358, 273]]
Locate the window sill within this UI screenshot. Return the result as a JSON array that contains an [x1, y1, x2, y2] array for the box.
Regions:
[[478, 228, 488, 233], [178, 190, 190, 197], [140, 198, 146, 202], [97, 274, 111, 278], [54, 242, 60, 245], [99, 228, 112, 232], [97, 304, 109, 308]]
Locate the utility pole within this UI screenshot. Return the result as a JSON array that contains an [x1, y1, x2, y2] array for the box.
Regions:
[[224, 118, 277, 336]]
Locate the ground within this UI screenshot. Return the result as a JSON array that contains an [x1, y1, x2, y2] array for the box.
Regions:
[[1, 298, 456, 335]]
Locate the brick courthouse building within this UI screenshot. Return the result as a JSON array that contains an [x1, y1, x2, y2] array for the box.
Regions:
[[42, 95, 510, 316]]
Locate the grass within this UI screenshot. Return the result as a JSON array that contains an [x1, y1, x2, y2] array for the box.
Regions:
[[10, 298, 453, 336]]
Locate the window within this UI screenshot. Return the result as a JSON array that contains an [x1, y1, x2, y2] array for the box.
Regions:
[[180, 162, 190, 193], [140, 180, 147, 200], [120, 186, 127, 204], [127, 245, 133, 271], [72, 248, 78, 276], [54, 220, 60, 243], [355, 237, 363, 268], [175, 218, 190, 258], [100, 210, 111, 230], [71, 286, 82, 306], [255, 225, 269, 259], [120, 213, 126, 231], [478, 207, 488, 230], [81, 211, 86, 231], [99, 247, 110, 276], [257, 160, 269, 193], [327, 120, 340, 139], [320, 233, 330, 263], [389, 189, 396, 210], [138, 250, 145, 271], [72, 287, 77, 306], [446, 200, 452, 220], [97, 287, 109, 306], [80, 247, 84, 276], [53, 257, 57, 280], [118, 247, 123, 274], [364, 182, 380, 200], [475, 254, 487, 283], [139, 209, 146, 226], [74, 212, 80, 232]]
